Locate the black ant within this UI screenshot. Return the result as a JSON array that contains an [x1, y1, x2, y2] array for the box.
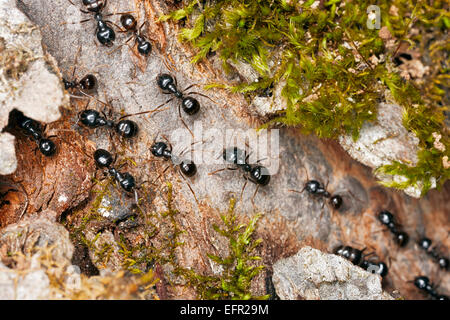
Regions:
[[118, 14, 152, 56], [62, 46, 98, 99], [93, 148, 141, 207], [209, 147, 270, 204], [289, 168, 343, 210], [149, 137, 199, 203], [333, 245, 388, 277], [418, 237, 449, 271], [413, 276, 449, 300], [11, 110, 56, 156], [63, 74, 97, 96], [79, 103, 138, 139], [377, 210, 409, 247], [125, 74, 213, 137], [78, 95, 166, 138], [67, 0, 116, 47], [156, 74, 202, 116], [150, 141, 197, 178]]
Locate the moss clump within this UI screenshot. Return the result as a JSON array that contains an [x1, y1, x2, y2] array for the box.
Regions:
[[178, 198, 268, 300], [160, 0, 449, 195]]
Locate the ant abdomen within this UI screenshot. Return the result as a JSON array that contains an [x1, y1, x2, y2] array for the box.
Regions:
[[38, 138, 57, 156], [115, 120, 138, 138], [120, 14, 137, 31], [181, 96, 200, 115], [136, 37, 152, 56], [82, 0, 105, 12], [180, 161, 197, 177], [249, 166, 270, 186]]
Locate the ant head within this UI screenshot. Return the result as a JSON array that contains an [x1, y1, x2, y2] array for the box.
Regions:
[[305, 180, 321, 194], [94, 149, 113, 168], [333, 245, 344, 256], [418, 237, 432, 250], [377, 210, 394, 226], [414, 276, 430, 290], [151, 141, 168, 158], [120, 14, 137, 31], [63, 78, 75, 90], [181, 97, 200, 115], [347, 246, 363, 265], [39, 138, 56, 156], [156, 74, 176, 92], [79, 74, 97, 92], [438, 257, 449, 270], [83, 0, 105, 13], [80, 109, 101, 127], [394, 231, 409, 247], [115, 120, 138, 138]]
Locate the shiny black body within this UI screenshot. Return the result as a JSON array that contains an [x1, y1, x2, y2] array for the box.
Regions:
[[63, 74, 97, 92], [302, 179, 343, 210], [79, 109, 138, 138], [13, 110, 56, 156], [94, 149, 136, 192], [414, 276, 449, 300], [418, 237, 449, 270], [151, 141, 197, 177], [75, 0, 115, 46], [222, 147, 270, 186], [83, 0, 105, 13], [377, 210, 409, 247], [120, 14, 152, 56], [334, 245, 389, 278], [156, 74, 200, 115]]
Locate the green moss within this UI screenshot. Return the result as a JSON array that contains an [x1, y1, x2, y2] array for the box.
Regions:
[[177, 198, 268, 300], [160, 0, 449, 195]]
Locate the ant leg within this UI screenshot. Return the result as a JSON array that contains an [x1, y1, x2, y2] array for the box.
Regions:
[[61, 18, 90, 26], [208, 167, 238, 176], [251, 184, 260, 207], [138, 21, 147, 34], [67, 0, 89, 13], [108, 36, 133, 55], [133, 189, 144, 214], [70, 45, 83, 80], [160, 134, 173, 153], [118, 100, 171, 120], [178, 104, 194, 138], [185, 91, 218, 104], [182, 84, 197, 92], [178, 168, 199, 205], [104, 11, 135, 18], [239, 176, 248, 203], [104, 20, 125, 31], [152, 165, 171, 184]]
